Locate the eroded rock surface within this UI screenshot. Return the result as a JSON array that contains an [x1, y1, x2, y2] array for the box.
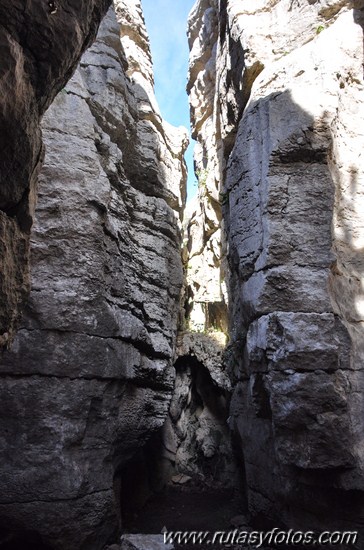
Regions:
[[187, 0, 364, 537], [0, 0, 111, 348], [0, 2, 187, 548], [159, 353, 235, 487], [183, 0, 226, 336]]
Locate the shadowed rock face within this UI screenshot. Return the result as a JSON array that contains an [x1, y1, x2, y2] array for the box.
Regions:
[[0, 2, 187, 549], [187, 0, 364, 539], [0, 0, 111, 347]]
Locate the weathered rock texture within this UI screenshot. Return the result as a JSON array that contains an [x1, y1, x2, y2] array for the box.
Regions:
[[0, 2, 187, 548], [183, 0, 226, 338], [0, 0, 111, 348], [187, 0, 364, 538], [180, 0, 233, 485], [118, 330, 238, 503], [157, 343, 236, 487]]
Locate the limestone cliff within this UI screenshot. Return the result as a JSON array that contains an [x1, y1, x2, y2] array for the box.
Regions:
[[187, 0, 364, 537], [0, 0, 111, 349], [0, 2, 187, 548]]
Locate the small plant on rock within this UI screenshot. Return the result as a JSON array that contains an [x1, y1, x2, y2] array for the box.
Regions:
[[196, 168, 208, 189], [219, 191, 229, 206]]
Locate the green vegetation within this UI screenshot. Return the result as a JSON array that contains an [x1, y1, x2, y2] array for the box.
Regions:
[[196, 168, 208, 188], [316, 25, 325, 34], [219, 191, 229, 206]]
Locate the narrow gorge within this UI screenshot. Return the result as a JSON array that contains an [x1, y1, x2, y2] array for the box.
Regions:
[[0, 1, 363, 549]]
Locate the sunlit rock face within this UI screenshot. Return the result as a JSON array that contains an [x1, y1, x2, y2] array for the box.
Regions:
[[0, 2, 187, 548], [187, 0, 364, 536], [0, 0, 111, 349], [183, 0, 226, 336]]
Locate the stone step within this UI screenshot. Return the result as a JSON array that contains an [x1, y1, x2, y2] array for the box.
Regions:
[[120, 534, 174, 550]]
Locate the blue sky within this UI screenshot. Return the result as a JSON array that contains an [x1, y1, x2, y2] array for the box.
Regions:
[[142, 0, 197, 199]]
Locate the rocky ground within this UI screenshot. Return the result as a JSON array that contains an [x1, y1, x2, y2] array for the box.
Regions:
[[117, 479, 272, 550], [125, 481, 247, 534]]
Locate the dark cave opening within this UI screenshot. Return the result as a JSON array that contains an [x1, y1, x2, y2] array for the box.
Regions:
[[118, 355, 246, 534], [0, 527, 54, 550], [116, 432, 168, 531]]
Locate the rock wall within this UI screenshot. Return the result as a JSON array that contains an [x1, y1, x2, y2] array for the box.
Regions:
[[178, 0, 235, 488], [184, 0, 226, 335], [158, 333, 237, 487], [0, 2, 187, 549], [187, 0, 364, 537], [0, 0, 111, 348]]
